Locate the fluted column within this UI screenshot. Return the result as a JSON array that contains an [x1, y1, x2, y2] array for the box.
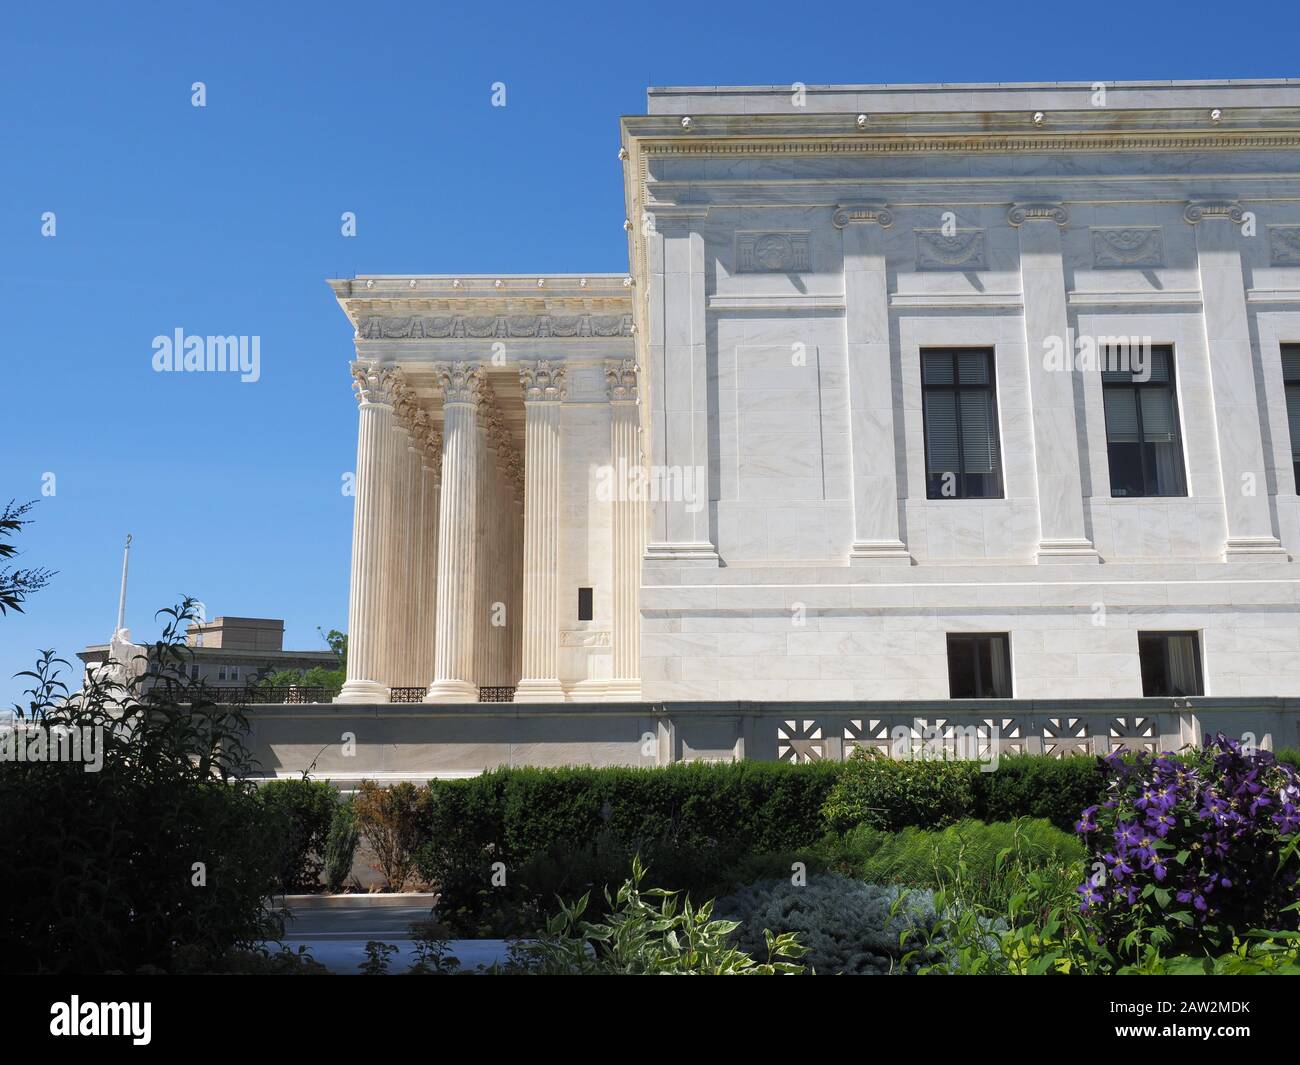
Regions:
[[515, 361, 567, 702], [427, 363, 483, 702], [337, 363, 400, 703], [415, 426, 442, 690], [392, 398, 424, 687], [606, 359, 643, 699], [470, 388, 495, 690]]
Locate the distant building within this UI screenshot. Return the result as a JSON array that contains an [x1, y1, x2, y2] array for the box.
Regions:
[[78, 616, 338, 689]]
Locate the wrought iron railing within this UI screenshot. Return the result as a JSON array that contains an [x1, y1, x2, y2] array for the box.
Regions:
[[389, 687, 426, 703], [479, 686, 517, 703], [183, 685, 341, 704]]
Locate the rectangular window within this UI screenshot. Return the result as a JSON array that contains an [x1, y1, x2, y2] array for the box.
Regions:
[[1282, 344, 1300, 492], [218, 665, 227, 681], [922, 349, 1004, 499], [1102, 346, 1187, 497], [577, 587, 594, 622], [1138, 631, 1203, 697], [946, 633, 1012, 698], [230, 666, 240, 681]]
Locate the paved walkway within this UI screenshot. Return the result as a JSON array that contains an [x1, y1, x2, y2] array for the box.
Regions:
[[270, 893, 515, 974]]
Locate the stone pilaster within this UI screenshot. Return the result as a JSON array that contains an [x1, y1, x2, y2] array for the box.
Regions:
[[337, 363, 400, 703], [1010, 203, 1099, 563], [1185, 200, 1287, 560], [644, 209, 717, 564], [834, 204, 910, 563], [427, 362, 484, 702], [605, 358, 643, 698], [515, 360, 567, 702]]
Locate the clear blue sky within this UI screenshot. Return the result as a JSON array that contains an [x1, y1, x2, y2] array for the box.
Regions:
[[3, 0, 1297, 704]]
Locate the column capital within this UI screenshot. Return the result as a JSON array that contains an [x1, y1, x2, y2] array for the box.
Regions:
[[421, 427, 443, 468], [832, 203, 893, 229], [604, 358, 640, 403], [432, 361, 485, 405], [1183, 199, 1246, 225], [351, 361, 403, 407], [520, 360, 567, 402], [1007, 202, 1068, 227]]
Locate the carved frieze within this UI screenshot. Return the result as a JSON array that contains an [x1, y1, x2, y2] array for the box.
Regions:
[[915, 228, 986, 270], [1091, 227, 1165, 268], [735, 231, 811, 272], [560, 630, 612, 648], [356, 313, 634, 341], [1268, 226, 1300, 265]]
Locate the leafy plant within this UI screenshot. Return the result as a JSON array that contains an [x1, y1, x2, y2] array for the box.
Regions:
[[522, 857, 807, 975], [354, 780, 422, 891], [1, 599, 286, 973], [260, 778, 339, 893], [1076, 735, 1300, 961], [0, 499, 54, 616], [822, 750, 979, 833], [323, 799, 361, 892]]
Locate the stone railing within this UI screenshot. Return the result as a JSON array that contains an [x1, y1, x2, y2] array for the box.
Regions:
[[238, 697, 1300, 783]]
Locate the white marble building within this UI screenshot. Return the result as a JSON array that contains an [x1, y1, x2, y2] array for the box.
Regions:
[[332, 79, 1300, 707]]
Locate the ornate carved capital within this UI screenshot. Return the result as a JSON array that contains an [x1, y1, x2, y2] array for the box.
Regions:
[[1183, 199, 1246, 225], [431, 361, 485, 405], [392, 381, 422, 432], [604, 358, 639, 402], [519, 360, 567, 402], [351, 361, 402, 407], [832, 203, 893, 229], [1007, 203, 1068, 227], [422, 427, 443, 467]]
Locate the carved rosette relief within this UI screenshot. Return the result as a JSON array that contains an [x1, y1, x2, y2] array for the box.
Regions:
[[1091, 227, 1165, 268], [915, 229, 986, 269], [519, 361, 567, 403], [736, 231, 811, 272]]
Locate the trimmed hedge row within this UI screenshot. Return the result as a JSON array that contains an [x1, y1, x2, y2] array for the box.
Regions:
[[409, 754, 1107, 932]]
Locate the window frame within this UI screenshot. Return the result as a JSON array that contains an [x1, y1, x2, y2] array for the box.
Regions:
[[1101, 344, 1187, 499], [920, 347, 1005, 500], [1137, 630, 1204, 698], [1281, 343, 1300, 494], [945, 632, 1013, 699]]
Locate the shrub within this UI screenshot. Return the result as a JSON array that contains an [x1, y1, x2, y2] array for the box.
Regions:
[[0, 600, 285, 973], [415, 761, 841, 933], [323, 799, 360, 892], [354, 780, 423, 891], [1076, 734, 1300, 961], [716, 873, 998, 975], [858, 818, 1085, 908], [259, 778, 339, 893], [520, 857, 807, 975], [973, 755, 1106, 831], [822, 750, 979, 833]]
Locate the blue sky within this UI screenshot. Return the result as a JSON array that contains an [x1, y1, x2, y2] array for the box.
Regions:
[[3, 0, 1297, 704]]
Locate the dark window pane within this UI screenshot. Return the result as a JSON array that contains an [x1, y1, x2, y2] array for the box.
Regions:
[[922, 348, 1003, 500], [947, 634, 1011, 698], [577, 587, 594, 621], [1102, 345, 1186, 498], [1139, 632, 1203, 697]]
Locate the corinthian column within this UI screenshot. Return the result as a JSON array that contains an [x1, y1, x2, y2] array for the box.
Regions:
[[514, 361, 566, 702], [413, 424, 442, 690], [337, 363, 400, 703], [426, 363, 483, 702], [606, 359, 643, 699]]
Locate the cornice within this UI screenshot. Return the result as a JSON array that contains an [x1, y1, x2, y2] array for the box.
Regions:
[[353, 312, 634, 341]]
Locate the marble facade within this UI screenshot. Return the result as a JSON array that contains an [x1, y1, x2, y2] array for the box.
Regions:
[[333, 80, 1300, 705]]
